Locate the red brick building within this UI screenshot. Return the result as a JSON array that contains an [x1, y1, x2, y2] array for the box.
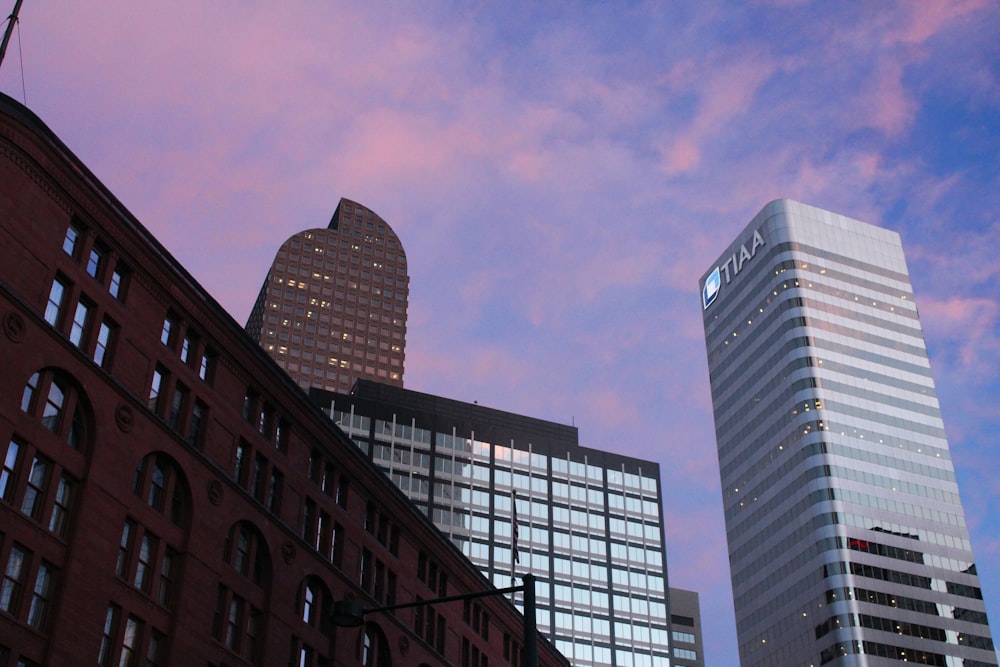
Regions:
[[0, 92, 567, 667]]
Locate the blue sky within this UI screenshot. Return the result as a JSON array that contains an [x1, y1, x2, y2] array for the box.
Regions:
[[3, 2, 998, 664]]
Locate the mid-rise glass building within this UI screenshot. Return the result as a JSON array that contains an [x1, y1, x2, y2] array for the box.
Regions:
[[312, 380, 672, 667], [700, 200, 996, 666]]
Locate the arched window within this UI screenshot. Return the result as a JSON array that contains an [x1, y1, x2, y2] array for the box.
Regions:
[[132, 453, 188, 527], [214, 522, 271, 664], [20, 369, 89, 450], [224, 522, 271, 588], [303, 583, 316, 624], [361, 622, 391, 667], [299, 576, 331, 629]]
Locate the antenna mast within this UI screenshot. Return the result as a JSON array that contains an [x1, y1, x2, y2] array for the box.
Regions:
[[0, 0, 24, 73]]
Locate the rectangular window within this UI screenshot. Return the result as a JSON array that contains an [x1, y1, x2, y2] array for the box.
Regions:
[[48, 474, 73, 537], [160, 314, 174, 347], [198, 349, 213, 381], [179, 335, 191, 364], [303, 498, 317, 546], [258, 404, 272, 437], [116, 520, 135, 578], [157, 549, 175, 608], [45, 277, 67, 327], [168, 383, 188, 429], [360, 548, 372, 592], [226, 596, 242, 650], [242, 389, 258, 423], [62, 223, 81, 258], [336, 477, 349, 509], [27, 562, 53, 629], [69, 299, 92, 348], [1, 439, 20, 502], [321, 462, 334, 496], [316, 510, 328, 552], [267, 469, 283, 513], [212, 585, 226, 639], [188, 400, 206, 447], [245, 607, 261, 661], [86, 246, 104, 279], [120, 615, 140, 667], [331, 522, 343, 566], [233, 441, 249, 485], [134, 533, 157, 592], [94, 319, 115, 367], [146, 629, 165, 667], [275, 418, 290, 452], [109, 262, 126, 301], [296, 644, 314, 667], [0, 545, 27, 613], [98, 605, 120, 667], [148, 367, 165, 413], [20, 456, 49, 520], [251, 453, 267, 501], [374, 559, 385, 603]]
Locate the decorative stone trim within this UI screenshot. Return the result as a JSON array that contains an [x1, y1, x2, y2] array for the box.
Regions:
[[207, 479, 224, 506], [114, 403, 134, 432], [3, 311, 26, 343]]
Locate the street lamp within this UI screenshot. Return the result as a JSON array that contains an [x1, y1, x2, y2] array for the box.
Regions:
[[331, 573, 537, 667]]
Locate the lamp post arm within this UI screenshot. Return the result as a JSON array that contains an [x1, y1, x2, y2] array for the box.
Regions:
[[364, 582, 525, 616], [334, 574, 537, 667], [523, 573, 538, 667]]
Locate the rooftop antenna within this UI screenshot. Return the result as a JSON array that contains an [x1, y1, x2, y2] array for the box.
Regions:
[[0, 0, 24, 73]]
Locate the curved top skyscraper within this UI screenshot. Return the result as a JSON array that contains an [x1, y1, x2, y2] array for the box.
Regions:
[[246, 198, 408, 393], [701, 200, 995, 666]]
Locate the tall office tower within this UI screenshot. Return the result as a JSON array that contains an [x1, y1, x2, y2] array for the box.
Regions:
[[312, 380, 675, 667], [700, 199, 996, 666], [245, 198, 408, 393]]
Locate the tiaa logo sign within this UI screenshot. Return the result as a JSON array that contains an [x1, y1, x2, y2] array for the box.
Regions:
[[702, 267, 721, 310], [702, 229, 765, 310]]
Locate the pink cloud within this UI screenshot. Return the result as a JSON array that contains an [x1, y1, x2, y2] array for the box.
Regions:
[[578, 389, 642, 432], [861, 59, 917, 137], [659, 53, 780, 175], [662, 504, 732, 583], [828, 0, 992, 137], [920, 296, 1000, 377], [890, 0, 991, 45], [663, 136, 701, 174]]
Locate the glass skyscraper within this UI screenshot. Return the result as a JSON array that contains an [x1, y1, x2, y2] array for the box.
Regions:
[[245, 198, 408, 393], [701, 200, 996, 666], [312, 380, 672, 667]]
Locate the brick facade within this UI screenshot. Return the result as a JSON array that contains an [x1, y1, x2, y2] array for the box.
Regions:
[[0, 92, 566, 667]]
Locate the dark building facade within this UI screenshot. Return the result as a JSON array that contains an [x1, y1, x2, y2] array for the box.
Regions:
[[0, 92, 567, 667], [245, 199, 408, 394], [311, 381, 673, 667]]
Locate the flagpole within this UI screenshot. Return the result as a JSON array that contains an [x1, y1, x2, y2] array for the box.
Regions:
[[0, 0, 24, 73], [511, 489, 517, 580], [511, 487, 520, 607]]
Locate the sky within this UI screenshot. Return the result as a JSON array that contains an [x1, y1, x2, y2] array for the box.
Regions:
[[2, 2, 998, 665]]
